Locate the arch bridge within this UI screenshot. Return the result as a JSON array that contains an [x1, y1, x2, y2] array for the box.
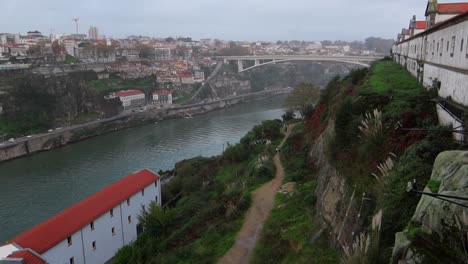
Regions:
[[218, 55, 384, 73]]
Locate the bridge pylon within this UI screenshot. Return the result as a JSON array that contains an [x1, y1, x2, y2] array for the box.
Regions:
[[237, 60, 244, 72]]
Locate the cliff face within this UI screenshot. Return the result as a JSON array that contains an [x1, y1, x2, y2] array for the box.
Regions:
[[392, 151, 468, 264], [309, 121, 372, 251], [0, 72, 121, 136]]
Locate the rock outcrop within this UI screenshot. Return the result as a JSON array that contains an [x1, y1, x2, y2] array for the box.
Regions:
[[392, 151, 468, 264]]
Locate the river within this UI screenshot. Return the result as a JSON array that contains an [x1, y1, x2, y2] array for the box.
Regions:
[[0, 95, 286, 242]]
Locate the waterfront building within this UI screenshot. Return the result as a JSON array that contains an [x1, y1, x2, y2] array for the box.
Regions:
[[392, 1, 468, 141], [115, 89, 146, 110], [0, 169, 161, 264], [153, 89, 173, 105]]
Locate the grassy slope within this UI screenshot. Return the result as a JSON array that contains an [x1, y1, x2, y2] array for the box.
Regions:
[[254, 60, 459, 263], [113, 120, 283, 263], [88, 75, 154, 92], [252, 123, 339, 264]]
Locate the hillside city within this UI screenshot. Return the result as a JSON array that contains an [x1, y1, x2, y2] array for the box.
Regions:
[[1, 0, 468, 264]]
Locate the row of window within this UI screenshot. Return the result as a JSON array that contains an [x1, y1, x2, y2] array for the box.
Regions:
[[67, 215, 134, 246], [402, 35, 468, 59]]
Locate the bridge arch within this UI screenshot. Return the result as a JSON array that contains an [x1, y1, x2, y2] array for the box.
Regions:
[[237, 59, 371, 73]]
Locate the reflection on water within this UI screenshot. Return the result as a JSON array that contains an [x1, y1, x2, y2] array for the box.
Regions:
[[0, 96, 286, 241]]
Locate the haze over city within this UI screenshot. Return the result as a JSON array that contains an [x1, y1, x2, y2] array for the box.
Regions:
[[3, 0, 466, 40]]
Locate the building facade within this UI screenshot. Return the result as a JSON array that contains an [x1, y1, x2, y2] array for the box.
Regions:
[[392, 1, 468, 141], [153, 89, 173, 105], [115, 89, 146, 110], [0, 169, 161, 264], [88, 26, 99, 40], [154, 48, 171, 61]]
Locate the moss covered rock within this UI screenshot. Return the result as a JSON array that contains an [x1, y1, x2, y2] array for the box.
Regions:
[[392, 151, 468, 264]]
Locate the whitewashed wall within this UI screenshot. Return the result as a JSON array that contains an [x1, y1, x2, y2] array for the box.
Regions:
[[81, 205, 124, 264], [41, 231, 84, 264], [436, 104, 465, 142], [40, 179, 161, 264]]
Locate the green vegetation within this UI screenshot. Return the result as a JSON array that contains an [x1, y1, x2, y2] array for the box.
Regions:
[[284, 82, 320, 119], [71, 112, 101, 125], [88, 75, 155, 92], [0, 82, 56, 137], [64, 54, 78, 64], [427, 179, 441, 193], [253, 123, 339, 263], [113, 120, 284, 263], [252, 60, 458, 263], [367, 60, 423, 96]]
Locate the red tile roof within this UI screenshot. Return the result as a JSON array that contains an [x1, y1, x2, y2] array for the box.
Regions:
[[7, 250, 46, 264], [153, 89, 171, 95], [438, 3, 468, 14], [416, 21, 427, 29], [115, 89, 144, 97], [9, 169, 160, 254]]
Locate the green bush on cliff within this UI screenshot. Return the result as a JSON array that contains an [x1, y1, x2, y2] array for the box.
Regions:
[[113, 120, 281, 263]]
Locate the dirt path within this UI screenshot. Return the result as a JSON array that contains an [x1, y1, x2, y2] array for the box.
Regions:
[[218, 124, 296, 264]]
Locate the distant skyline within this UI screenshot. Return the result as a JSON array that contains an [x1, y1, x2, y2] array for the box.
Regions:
[[2, 0, 467, 41]]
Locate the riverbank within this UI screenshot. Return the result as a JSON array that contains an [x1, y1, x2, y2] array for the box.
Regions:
[[0, 96, 287, 242], [0, 88, 291, 163]]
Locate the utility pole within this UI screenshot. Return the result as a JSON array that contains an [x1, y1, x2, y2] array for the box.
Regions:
[[72, 18, 79, 35]]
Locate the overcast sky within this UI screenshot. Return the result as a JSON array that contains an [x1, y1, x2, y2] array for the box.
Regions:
[[2, 0, 466, 41]]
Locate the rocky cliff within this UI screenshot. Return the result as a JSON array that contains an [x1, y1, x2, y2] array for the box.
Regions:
[[0, 72, 121, 137], [392, 151, 468, 264]]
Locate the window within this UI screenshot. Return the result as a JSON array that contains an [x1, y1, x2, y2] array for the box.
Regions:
[[142, 204, 146, 211], [155, 195, 158, 203], [70, 257, 74, 264], [432, 39, 435, 55], [447, 40, 450, 52], [127, 198, 130, 206], [154, 181, 158, 188], [141, 189, 145, 196], [92, 241, 96, 250], [110, 209, 114, 217], [450, 36, 456, 57], [90, 221, 94, 230], [461, 38, 464, 52], [67, 236, 72, 246], [466, 35, 468, 57], [112, 227, 116, 236], [440, 38, 443, 56], [128, 215, 132, 223]]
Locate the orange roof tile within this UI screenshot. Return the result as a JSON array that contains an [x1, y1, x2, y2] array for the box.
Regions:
[[438, 3, 468, 14], [7, 250, 46, 264]]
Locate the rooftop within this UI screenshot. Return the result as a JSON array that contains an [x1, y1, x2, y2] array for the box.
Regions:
[[115, 89, 144, 97], [416, 21, 427, 29], [8, 169, 159, 254], [438, 3, 468, 14], [7, 250, 46, 264]]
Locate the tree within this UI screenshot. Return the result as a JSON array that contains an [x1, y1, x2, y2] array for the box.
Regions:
[[285, 83, 320, 118], [138, 202, 176, 237]]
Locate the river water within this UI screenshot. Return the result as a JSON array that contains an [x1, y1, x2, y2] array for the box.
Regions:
[[0, 95, 286, 242]]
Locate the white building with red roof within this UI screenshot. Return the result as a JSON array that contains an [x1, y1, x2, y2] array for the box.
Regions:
[[153, 89, 173, 105], [426, 0, 468, 28], [392, 1, 468, 141], [115, 89, 145, 110], [0, 169, 161, 264]]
